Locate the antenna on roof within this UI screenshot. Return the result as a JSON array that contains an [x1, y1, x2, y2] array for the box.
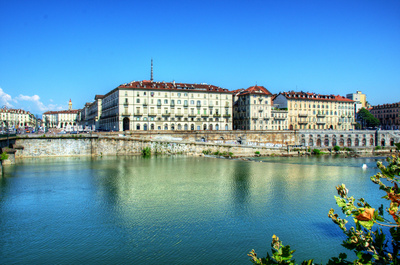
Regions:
[[150, 58, 153, 82]]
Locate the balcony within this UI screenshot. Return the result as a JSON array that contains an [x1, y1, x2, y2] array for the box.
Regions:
[[196, 104, 201, 108], [209, 105, 213, 108], [252, 116, 258, 120], [298, 121, 308, 125], [258, 108, 263, 112], [143, 102, 148, 106], [316, 113, 325, 118], [273, 116, 286, 120], [183, 104, 188, 108], [157, 102, 161, 107], [298, 112, 308, 117], [134, 112, 142, 116], [170, 103, 175, 107], [121, 112, 131, 116], [148, 112, 157, 116], [213, 114, 221, 117], [264, 116, 270, 120], [201, 114, 209, 117], [189, 113, 197, 117], [162, 112, 170, 117], [175, 113, 184, 117], [316, 121, 326, 125], [223, 114, 231, 118]]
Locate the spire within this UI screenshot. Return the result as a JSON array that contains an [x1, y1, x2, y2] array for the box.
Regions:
[[151, 58, 153, 82], [68, 99, 72, 110]]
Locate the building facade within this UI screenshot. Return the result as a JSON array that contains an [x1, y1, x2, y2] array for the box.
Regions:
[[42, 99, 79, 131], [232, 85, 287, 130], [273, 91, 356, 130], [0, 106, 37, 130], [99, 80, 233, 132], [346, 91, 367, 114], [370, 102, 400, 130]]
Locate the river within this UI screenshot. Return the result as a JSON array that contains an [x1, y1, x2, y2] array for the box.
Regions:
[[0, 155, 387, 264]]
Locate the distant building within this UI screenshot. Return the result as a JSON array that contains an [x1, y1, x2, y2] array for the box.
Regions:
[[346, 91, 367, 114], [42, 99, 79, 131], [370, 102, 400, 130], [78, 95, 104, 131], [99, 80, 233, 131], [273, 91, 356, 130], [0, 106, 37, 130], [232, 85, 287, 130]]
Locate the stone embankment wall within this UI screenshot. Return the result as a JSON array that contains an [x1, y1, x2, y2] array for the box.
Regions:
[[14, 134, 293, 159], [8, 129, 399, 160]]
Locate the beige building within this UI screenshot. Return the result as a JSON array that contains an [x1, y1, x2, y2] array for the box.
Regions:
[[99, 80, 233, 131], [346, 91, 367, 114], [233, 85, 288, 130], [273, 91, 356, 130], [78, 95, 104, 131], [0, 106, 37, 130], [42, 99, 79, 130], [370, 102, 400, 130]]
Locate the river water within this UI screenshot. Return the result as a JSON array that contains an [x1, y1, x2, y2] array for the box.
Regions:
[[0, 155, 387, 264]]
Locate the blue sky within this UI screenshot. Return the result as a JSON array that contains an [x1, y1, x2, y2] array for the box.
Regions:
[[1, 0, 399, 116]]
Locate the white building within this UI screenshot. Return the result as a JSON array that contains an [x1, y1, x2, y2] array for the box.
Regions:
[[99, 80, 233, 131], [232, 85, 288, 130], [0, 106, 37, 130], [42, 99, 79, 131]]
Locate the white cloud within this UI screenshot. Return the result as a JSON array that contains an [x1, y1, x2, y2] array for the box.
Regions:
[[0, 88, 14, 108], [0, 87, 64, 114]]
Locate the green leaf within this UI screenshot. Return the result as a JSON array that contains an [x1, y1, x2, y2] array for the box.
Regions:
[[335, 196, 347, 208], [358, 220, 374, 230]]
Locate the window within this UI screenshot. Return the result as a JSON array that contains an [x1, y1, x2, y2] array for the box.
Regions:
[[164, 99, 168, 104], [177, 100, 181, 104], [136, 99, 140, 103]]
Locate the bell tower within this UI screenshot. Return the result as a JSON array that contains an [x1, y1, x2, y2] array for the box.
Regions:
[[68, 99, 72, 110]]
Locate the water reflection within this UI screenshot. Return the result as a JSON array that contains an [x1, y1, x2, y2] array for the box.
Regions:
[[0, 155, 387, 264]]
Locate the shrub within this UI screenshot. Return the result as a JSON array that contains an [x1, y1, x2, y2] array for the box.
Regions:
[[0, 151, 8, 161], [333, 145, 340, 152], [395, 143, 400, 150], [375, 146, 382, 150], [228, 152, 234, 157], [249, 154, 400, 264], [255, 151, 260, 155], [202, 149, 212, 155], [312, 148, 321, 155], [345, 147, 352, 152], [141, 147, 151, 157], [213, 151, 220, 156]]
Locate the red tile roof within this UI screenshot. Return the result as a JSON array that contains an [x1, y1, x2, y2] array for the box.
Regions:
[[237, 85, 272, 96], [0, 107, 32, 114], [117, 80, 231, 93], [43, 110, 79, 114], [277, 91, 354, 103]]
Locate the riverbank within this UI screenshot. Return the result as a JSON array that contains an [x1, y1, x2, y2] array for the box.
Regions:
[[1, 134, 397, 165]]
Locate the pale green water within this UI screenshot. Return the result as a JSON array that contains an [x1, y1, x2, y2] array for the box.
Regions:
[[0, 155, 385, 264]]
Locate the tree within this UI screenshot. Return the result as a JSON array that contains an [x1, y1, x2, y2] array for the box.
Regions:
[[249, 154, 400, 264], [357, 108, 380, 129]]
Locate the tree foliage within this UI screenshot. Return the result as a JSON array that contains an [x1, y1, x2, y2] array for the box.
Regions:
[[357, 108, 380, 129], [249, 154, 400, 264]]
